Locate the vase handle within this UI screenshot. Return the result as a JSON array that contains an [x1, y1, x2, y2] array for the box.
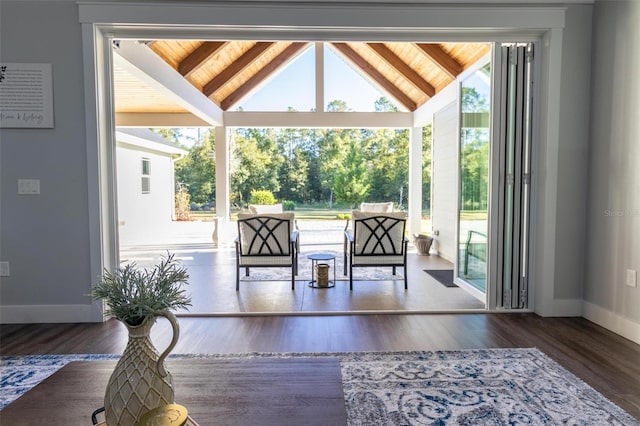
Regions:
[[156, 310, 180, 377]]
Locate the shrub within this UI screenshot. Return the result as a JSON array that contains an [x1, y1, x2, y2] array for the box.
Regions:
[[249, 190, 276, 205], [282, 200, 296, 211], [175, 184, 191, 221]]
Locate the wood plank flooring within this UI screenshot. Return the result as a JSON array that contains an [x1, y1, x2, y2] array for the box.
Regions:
[[1, 313, 639, 419], [1, 358, 347, 425]]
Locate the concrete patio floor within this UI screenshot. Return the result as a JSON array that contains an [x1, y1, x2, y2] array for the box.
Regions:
[[119, 220, 486, 315]]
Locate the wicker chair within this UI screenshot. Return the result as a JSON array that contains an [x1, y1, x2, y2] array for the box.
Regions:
[[344, 211, 408, 290], [235, 213, 298, 290]]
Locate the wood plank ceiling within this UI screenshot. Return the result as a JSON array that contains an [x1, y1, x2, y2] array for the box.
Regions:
[[114, 40, 490, 114]]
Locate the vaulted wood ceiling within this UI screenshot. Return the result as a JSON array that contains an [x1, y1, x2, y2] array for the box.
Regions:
[[114, 40, 490, 116]]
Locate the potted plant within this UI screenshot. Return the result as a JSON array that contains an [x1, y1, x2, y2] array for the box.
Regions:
[[90, 253, 191, 425], [91, 252, 191, 326]]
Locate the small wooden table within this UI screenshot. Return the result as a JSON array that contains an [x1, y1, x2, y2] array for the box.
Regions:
[[0, 357, 348, 426]]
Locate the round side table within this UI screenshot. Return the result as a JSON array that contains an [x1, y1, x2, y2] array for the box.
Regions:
[[308, 253, 336, 288]]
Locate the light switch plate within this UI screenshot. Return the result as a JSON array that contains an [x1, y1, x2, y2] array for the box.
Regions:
[[626, 269, 637, 288], [0, 262, 9, 277], [18, 179, 40, 195]]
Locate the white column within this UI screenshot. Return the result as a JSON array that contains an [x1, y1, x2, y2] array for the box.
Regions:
[[408, 126, 423, 239], [315, 42, 324, 113], [214, 126, 232, 246]]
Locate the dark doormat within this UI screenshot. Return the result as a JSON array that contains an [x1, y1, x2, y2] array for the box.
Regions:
[[424, 269, 458, 287]]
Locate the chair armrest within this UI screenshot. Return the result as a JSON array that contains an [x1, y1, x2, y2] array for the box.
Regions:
[[345, 230, 354, 243], [291, 229, 299, 244]]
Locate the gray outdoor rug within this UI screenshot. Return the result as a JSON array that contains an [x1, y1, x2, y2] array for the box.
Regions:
[[1, 349, 638, 424], [240, 249, 405, 282]]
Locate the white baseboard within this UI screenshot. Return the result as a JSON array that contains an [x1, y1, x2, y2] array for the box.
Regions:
[[583, 301, 640, 345], [0, 304, 104, 324]]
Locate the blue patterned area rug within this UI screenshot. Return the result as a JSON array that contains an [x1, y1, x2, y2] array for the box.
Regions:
[[1, 349, 638, 424]]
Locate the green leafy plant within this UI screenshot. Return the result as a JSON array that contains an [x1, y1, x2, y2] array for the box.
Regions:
[[282, 200, 296, 211], [249, 189, 276, 205], [90, 253, 191, 326]]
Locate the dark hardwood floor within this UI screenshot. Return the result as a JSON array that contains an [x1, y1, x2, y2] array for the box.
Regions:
[[1, 313, 639, 420]]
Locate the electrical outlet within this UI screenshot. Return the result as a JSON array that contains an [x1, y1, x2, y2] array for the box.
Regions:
[[626, 269, 637, 288], [18, 179, 40, 195], [0, 262, 9, 277]]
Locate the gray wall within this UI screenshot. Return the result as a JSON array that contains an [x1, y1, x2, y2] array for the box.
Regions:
[[553, 5, 593, 301], [0, 1, 637, 341], [0, 2, 95, 317], [584, 1, 640, 327]]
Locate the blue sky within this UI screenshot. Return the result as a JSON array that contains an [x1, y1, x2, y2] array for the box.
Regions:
[[238, 44, 398, 112], [179, 46, 403, 146]]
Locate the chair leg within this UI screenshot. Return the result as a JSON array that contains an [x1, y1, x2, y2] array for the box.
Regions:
[[236, 264, 240, 291], [392, 266, 397, 275], [245, 267, 249, 276], [404, 267, 408, 289], [291, 268, 295, 290], [343, 221, 348, 275], [349, 263, 353, 291]]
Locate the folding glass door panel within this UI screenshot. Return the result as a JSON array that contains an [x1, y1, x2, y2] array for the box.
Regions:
[[495, 43, 534, 309], [456, 63, 491, 293]]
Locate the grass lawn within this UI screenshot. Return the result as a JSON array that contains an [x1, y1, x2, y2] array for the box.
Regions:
[[188, 208, 485, 222], [188, 208, 353, 221]]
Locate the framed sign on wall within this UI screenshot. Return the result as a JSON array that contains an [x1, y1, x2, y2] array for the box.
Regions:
[[0, 63, 54, 128]]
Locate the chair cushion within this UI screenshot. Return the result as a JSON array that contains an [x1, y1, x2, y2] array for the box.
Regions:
[[239, 255, 293, 266], [248, 203, 283, 214], [351, 255, 405, 265], [360, 202, 394, 212], [238, 212, 295, 226], [237, 213, 294, 256], [352, 211, 407, 255]]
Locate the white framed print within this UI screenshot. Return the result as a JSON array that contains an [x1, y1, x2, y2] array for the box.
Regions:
[[0, 63, 54, 128]]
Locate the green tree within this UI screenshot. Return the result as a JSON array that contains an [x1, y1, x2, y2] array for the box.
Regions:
[[460, 131, 489, 210], [333, 140, 370, 207], [460, 85, 490, 211], [230, 129, 282, 206], [174, 130, 216, 205], [366, 127, 409, 206], [374, 96, 399, 112], [422, 124, 432, 213]]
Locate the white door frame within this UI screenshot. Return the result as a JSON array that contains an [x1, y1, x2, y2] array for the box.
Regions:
[[80, 1, 566, 317]]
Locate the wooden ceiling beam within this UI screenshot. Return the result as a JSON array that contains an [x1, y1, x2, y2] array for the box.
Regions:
[[178, 41, 228, 78], [203, 42, 273, 97], [367, 43, 436, 98], [114, 40, 223, 126], [414, 43, 463, 79], [221, 42, 309, 111], [332, 43, 417, 111]]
